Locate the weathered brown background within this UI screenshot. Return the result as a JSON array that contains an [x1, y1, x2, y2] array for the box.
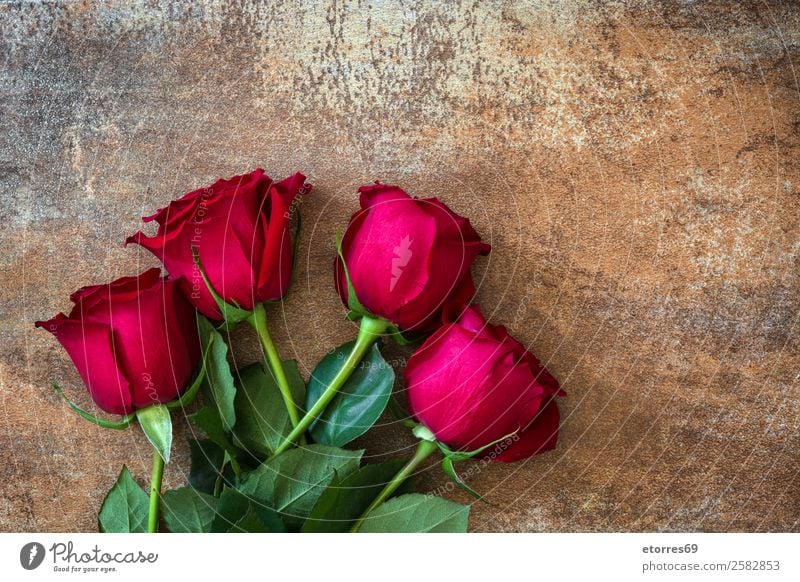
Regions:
[[1, 0, 798, 532]]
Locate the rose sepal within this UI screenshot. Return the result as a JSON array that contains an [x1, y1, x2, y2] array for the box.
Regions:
[[335, 230, 370, 319], [410, 422, 516, 500], [436, 432, 518, 500], [51, 383, 136, 429], [164, 331, 211, 411], [434, 430, 519, 462], [409, 423, 480, 498], [385, 323, 426, 346], [191, 246, 252, 330]]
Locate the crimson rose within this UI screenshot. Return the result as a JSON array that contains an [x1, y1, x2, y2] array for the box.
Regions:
[[35, 269, 201, 415], [335, 183, 490, 331], [405, 304, 564, 462], [127, 169, 309, 319]]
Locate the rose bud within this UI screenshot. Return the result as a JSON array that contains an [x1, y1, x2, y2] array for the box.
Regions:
[[405, 305, 564, 462], [335, 183, 490, 332], [35, 269, 201, 415], [127, 169, 310, 320]]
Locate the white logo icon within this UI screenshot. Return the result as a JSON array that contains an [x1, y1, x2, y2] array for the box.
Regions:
[[390, 235, 413, 292]]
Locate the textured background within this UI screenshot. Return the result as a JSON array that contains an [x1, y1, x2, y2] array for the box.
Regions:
[[1, 0, 798, 532]]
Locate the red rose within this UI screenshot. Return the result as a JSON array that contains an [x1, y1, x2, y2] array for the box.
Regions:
[[127, 169, 310, 319], [335, 183, 490, 331], [405, 305, 564, 462], [35, 269, 201, 415]]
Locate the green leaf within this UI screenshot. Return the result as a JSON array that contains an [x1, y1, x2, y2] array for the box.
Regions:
[[229, 509, 270, 532], [357, 493, 470, 533], [387, 396, 415, 427], [136, 404, 172, 463], [306, 341, 395, 447], [232, 361, 304, 458], [211, 487, 284, 533], [239, 445, 362, 529], [188, 439, 226, 495], [98, 466, 149, 533], [198, 317, 237, 431], [303, 459, 406, 532], [283, 360, 306, 407], [188, 406, 242, 476], [161, 487, 218, 533], [188, 406, 230, 451]]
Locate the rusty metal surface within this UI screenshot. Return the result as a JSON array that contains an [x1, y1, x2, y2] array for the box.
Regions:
[[1, 0, 798, 532]]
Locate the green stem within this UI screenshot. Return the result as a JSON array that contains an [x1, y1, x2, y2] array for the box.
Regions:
[[350, 439, 438, 532], [147, 447, 165, 533], [248, 303, 301, 429], [272, 315, 389, 456]]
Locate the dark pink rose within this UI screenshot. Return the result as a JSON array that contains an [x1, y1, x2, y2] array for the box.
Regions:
[[335, 183, 490, 331], [405, 305, 564, 462], [127, 169, 310, 319], [35, 269, 201, 415]]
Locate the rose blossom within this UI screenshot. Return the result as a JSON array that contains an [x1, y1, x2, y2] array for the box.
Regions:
[[35, 269, 201, 415], [335, 183, 490, 331], [405, 304, 564, 462], [127, 169, 310, 319]]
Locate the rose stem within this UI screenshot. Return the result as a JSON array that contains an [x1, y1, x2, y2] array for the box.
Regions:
[[272, 315, 389, 456], [350, 439, 438, 532], [147, 447, 165, 533], [247, 303, 302, 429]]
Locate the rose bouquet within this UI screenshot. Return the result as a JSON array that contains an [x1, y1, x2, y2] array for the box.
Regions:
[[37, 170, 564, 533]]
